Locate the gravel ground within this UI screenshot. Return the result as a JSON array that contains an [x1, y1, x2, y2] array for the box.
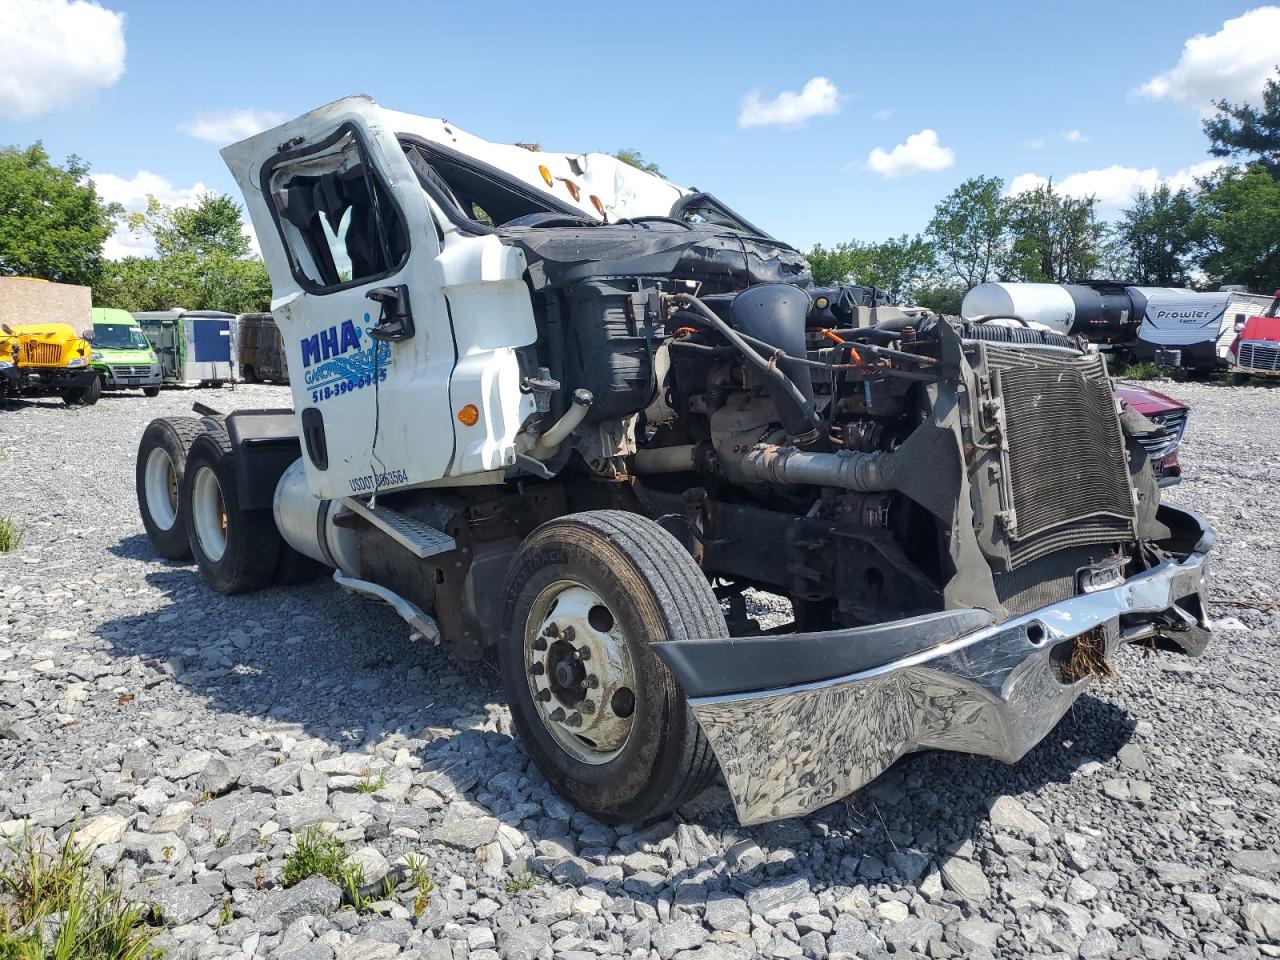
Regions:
[[1, 380, 1278, 960]]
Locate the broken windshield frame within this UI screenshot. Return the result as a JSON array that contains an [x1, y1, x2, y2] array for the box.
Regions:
[[399, 136, 583, 235]]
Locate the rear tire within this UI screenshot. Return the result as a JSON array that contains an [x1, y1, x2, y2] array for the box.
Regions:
[[136, 417, 210, 560], [241, 366, 257, 384], [182, 430, 280, 594], [498, 510, 725, 823], [62, 375, 102, 406]]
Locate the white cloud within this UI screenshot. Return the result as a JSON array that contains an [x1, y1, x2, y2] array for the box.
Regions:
[[0, 0, 125, 120], [1025, 130, 1087, 148], [178, 108, 286, 144], [1163, 158, 1227, 191], [739, 77, 841, 129], [865, 129, 955, 178], [1138, 6, 1280, 114], [1007, 172, 1049, 194], [1005, 159, 1230, 207], [92, 171, 210, 259]]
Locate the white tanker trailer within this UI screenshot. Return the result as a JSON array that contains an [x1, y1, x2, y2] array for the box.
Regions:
[[962, 282, 1275, 372]]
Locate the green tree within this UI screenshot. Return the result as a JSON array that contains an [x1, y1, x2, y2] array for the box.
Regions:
[[1110, 184, 1198, 285], [1192, 165, 1280, 292], [132, 192, 252, 259], [95, 191, 270, 313], [1004, 180, 1105, 282], [1203, 67, 1280, 177], [912, 283, 966, 314], [806, 235, 935, 303], [612, 148, 662, 176], [0, 143, 121, 284], [926, 175, 1009, 289]]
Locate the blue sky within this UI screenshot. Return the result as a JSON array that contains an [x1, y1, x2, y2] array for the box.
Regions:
[[3, 0, 1278, 256]]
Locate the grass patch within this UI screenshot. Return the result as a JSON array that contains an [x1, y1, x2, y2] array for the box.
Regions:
[[1120, 362, 1162, 381], [504, 869, 541, 894], [404, 855, 434, 918], [281, 827, 382, 912], [0, 516, 24, 553], [0, 828, 160, 959], [281, 826, 358, 890], [353, 775, 386, 795]]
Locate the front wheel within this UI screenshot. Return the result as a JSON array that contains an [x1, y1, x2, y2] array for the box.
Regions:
[[1232, 372, 1251, 385], [143, 386, 161, 397], [498, 510, 725, 823], [61, 375, 102, 406]]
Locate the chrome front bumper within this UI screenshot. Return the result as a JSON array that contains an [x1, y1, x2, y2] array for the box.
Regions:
[[656, 505, 1213, 825]]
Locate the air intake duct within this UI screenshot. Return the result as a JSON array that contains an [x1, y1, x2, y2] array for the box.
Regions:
[[730, 284, 821, 446]]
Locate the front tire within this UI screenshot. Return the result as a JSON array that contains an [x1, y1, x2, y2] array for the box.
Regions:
[[143, 386, 161, 397], [498, 510, 725, 823], [62, 375, 102, 406], [1232, 372, 1251, 385], [182, 430, 279, 594]]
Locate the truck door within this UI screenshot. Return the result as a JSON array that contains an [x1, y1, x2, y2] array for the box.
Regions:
[[157, 321, 180, 381], [224, 114, 456, 499]]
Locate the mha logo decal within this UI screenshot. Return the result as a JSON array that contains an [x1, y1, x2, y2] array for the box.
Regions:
[[301, 313, 390, 404]]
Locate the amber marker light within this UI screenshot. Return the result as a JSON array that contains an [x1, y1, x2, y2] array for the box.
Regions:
[[538, 165, 553, 186], [457, 404, 480, 426]]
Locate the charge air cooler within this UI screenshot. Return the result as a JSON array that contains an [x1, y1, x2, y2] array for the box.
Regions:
[[978, 343, 1137, 573]]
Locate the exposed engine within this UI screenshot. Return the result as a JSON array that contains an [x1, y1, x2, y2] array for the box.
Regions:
[[500, 221, 1166, 635]]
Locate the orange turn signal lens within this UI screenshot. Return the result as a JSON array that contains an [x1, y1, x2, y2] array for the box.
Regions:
[[562, 179, 581, 201], [538, 165, 553, 186], [457, 404, 480, 426]]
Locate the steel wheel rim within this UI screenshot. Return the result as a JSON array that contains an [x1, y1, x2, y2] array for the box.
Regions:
[[524, 581, 637, 765], [191, 465, 228, 562], [144, 447, 179, 531]]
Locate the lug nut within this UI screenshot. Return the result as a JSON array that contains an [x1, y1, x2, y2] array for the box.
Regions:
[[586, 674, 599, 689], [561, 626, 575, 643], [529, 662, 544, 676], [535, 689, 551, 702], [581, 700, 596, 714], [545, 623, 560, 638], [532, 635, 547, 652], [566, 712, 582, 727], [549, 707, 565, 722], [578, 647, 591, 661]]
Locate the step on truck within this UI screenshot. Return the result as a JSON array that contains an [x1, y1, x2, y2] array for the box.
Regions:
[[135, 97, 1214, 825]]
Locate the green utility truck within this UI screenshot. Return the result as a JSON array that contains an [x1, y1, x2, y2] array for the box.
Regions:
[[90, 307, 163, 395]]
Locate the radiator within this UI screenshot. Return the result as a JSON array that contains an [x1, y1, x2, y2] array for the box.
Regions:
[[983, 345, 1137, 569]]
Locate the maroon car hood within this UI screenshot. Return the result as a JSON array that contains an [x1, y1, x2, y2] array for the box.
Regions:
[[1114, 382, 1187, 416]]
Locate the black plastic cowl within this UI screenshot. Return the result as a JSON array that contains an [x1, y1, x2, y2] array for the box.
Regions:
[[729, 284, 821, 446]]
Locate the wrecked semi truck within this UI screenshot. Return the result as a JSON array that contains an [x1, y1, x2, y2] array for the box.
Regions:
[[134, 97, 1213, 825]]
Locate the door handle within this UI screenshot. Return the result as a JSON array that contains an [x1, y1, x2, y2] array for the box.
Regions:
[[366, 285, 415, 342]]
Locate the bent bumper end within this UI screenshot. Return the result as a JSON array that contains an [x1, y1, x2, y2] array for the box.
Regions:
[[657, 505, 1213, 825]]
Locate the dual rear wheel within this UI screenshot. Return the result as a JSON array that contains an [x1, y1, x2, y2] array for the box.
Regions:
[[135, 416, 323, 591]]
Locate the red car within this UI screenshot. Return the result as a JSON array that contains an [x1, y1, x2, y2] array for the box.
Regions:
[[1114, 383, 1188, 487]]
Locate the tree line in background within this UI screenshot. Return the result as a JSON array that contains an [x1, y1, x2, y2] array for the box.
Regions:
[[809, 68, 1280, 311], [1, 70, 1277, 315], [0, 145, 271, 314]]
